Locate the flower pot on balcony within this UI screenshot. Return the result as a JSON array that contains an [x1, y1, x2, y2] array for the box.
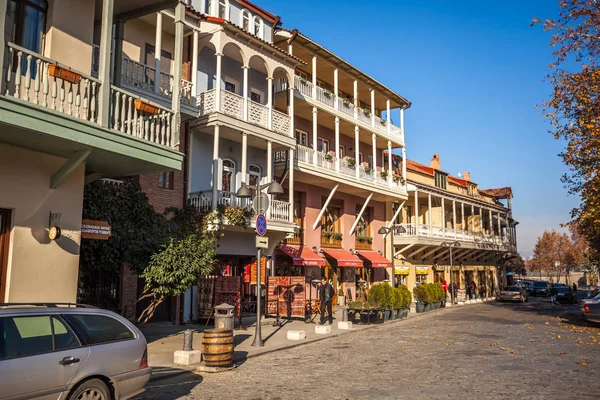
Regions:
[[48, 64, 82, 85], [134, 99, 160, 115]]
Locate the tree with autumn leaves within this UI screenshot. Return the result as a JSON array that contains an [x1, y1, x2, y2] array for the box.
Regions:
[[534, 1, 600, 278], [531, 227, 589, 283]]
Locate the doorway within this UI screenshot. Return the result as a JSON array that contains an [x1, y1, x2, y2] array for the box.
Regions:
[[0, 208, 11, 301]]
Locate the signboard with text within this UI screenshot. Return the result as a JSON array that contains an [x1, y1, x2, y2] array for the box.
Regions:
[[81, 219, 111, 240]]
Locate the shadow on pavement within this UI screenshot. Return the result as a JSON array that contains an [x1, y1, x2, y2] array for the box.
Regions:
[[134, 367, 203, 400]]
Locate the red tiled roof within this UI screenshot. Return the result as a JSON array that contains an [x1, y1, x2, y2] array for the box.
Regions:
[[480, 187, 513, 199], [406, 159, 434, 176], [448, 176, 467, 187]]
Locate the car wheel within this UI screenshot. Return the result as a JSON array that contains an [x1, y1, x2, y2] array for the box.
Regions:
[[68, 379, 111, 400]]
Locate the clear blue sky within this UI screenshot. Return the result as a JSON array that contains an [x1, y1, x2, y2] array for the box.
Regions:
[[258, 0, 577, 257]]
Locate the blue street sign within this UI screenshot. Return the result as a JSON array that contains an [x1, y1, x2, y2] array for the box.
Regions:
[[256, 214, 267, 237]]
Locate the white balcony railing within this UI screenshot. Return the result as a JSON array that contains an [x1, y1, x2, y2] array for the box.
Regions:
[[3, 42, 175, 149], [294, 75, 313, 98], [272, 109, 290, 135], [196, 89, 291, 136], [110, 86, 175, 147], [189, 190, 290, 222], [296, 144, 314, 164], [358, 165, 376, 182], [316, 152, 337, 171], [315, 86, 335, 108], [248, 98, 268, 128], [293, 74, 404, 143], [339, 158, 356, 177], [393, 223, 514, 250]]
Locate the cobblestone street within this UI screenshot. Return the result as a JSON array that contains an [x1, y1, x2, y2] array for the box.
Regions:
[[137, 299, 600, 400]]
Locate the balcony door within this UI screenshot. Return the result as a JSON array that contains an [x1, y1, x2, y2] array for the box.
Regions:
[[0, 209, 11, 301]]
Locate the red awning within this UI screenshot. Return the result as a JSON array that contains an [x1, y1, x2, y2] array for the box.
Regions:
[[278, 245, 325, 267], [321, 248, 363, 267], [357, 251, 392, 268]]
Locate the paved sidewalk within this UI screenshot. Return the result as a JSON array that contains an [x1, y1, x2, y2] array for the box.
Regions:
[[142, 297, 496, 375]]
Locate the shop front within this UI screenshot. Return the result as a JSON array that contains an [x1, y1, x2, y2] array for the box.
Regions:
[[356, 251, 392, 286], [320, 248, 363, 303], [394, 265, 410, 287], [415, 266, 430, 285]]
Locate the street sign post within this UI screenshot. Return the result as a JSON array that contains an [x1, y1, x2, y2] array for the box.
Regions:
[[256, 236, 268, 249], [256, 214, 267, 236]]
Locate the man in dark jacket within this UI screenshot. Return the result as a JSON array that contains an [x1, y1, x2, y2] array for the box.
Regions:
[[320, 277, 334, 325]]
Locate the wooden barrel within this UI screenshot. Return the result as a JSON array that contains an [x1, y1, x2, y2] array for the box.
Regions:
[[201, 328, 234, 368]]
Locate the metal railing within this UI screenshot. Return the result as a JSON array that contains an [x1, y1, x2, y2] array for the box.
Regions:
[[189, 190, 290, 222]]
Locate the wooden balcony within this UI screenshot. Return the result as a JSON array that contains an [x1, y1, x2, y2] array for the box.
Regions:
[[321, 233, 342, 248]]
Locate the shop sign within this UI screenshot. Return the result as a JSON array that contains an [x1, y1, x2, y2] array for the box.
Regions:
[[394, 266, 410, 275], [249, 257, 267, 285], [81, 219, 111, 240], [415, 266, 430, 275]]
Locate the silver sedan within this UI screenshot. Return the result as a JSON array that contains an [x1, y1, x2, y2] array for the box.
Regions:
[[499, 286, 528, 302]]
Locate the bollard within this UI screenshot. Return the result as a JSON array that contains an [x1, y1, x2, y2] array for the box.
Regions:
[[183, 329, 194, 351], [341, 307, 348, 322]]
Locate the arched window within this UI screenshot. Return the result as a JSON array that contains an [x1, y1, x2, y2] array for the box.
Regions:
[[253, 16, 263, 38], [218, 0, 228, 20], [241, 10, 251, 31], [248, 164, 261, 197], [221, 159, 236, 193], [7, 0, 47, 53]]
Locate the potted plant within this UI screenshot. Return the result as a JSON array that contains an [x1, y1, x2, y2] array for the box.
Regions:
[[364, 166, 372, 175], [399, 285, 412, 318], [368, 283, 393, 322], [323, 231, 333, 239], [380, 119, 387, 126], [380, 170, 389, 179], [357, 235, 367, 243], [366, 236, 373, 244], [346, 157, 356, 168], [347, 300, 363, 324], [294, 226, 304, 235], [342, 98, 351, 107], [333, 232, 343, 241], [323, 89, 333, 98], [299, 76, 308, 84], [363, 108, 371, 117], [413, 285, 427, 313], [324, 153, 333, 161]]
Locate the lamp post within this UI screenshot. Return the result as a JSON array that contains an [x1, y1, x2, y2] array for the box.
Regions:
[[235, 180, 284, 347], [378, 224, 406, 288], [441, 241, 461, 305]]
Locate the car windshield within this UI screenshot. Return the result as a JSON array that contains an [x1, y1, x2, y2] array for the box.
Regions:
[[533, 282, 548, 288], [503, 287, 520, 291]]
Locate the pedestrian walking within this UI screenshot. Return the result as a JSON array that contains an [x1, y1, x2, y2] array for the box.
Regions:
[[572, 282, 577, 294], [319, 277, 334, 325], [550, 284, 560, 307], [449, 281, 457, 303], [469, 281, 476, 300], [442, 279, 448, 300]]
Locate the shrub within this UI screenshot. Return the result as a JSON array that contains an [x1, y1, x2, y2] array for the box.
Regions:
[[391, 288, 403, 309], [348, 300, 364, 309], [424, 284, 435, 304], [398, 285, 412, 306], [368, 282, 395, 309], [413, 285, 428, 303], [432, 282, 445, 302]]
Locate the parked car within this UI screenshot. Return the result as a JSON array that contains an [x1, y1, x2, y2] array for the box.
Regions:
[[555, 286, 578, 304], [581, 294, 600, 323], [530, 281, 549, 297], [499, 286, 528, 302], [0, 303, 151, 400]]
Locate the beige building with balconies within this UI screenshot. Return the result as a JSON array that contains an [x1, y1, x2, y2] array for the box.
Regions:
[[393, 154, 518, 299], [0, 0, 187, 303]]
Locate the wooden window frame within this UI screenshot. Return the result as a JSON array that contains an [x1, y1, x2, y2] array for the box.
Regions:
[[159, 171, 174, 190]]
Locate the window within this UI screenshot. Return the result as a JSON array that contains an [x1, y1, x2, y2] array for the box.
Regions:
[[248, 164, 261, 198], [225, 77, 239, 94], [416, 274, 428, 285], [339, 145, 345, 158], [206, 0, 213, 15], [64, 314, 133, 345], [317, 138, 330, 153], [367, 155, 373, 169], [295, 130, 308, 146], [0, 315, 79, 360], [7, 0, 47, 53], [355, 206, 370, 237], [250, 88, 263, 104], [253, 16, 263, 37], [359, 152, 364, 164], [159, 171, 174, 189], [218, 0, 228, 19], [241, 10, 251, 31], [221, 159, 236, 193], [434, 171, 447, 189]]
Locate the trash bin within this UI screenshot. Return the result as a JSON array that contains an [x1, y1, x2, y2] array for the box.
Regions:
[[214, 303, 235, 331]]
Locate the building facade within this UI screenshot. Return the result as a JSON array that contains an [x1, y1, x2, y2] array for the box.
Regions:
[[0, 0, 187, 303], [394, 154, 518, 298]]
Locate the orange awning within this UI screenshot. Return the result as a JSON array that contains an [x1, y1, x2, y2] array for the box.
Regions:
[[321, 248, 363, 267], [357, 251, 392, 268], [278, 245, 325, 267]]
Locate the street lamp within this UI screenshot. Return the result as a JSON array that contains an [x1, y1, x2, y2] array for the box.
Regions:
[[235, 180, 284, 347], [441, 241, 461, 305], [378, 225, 406, 288]]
